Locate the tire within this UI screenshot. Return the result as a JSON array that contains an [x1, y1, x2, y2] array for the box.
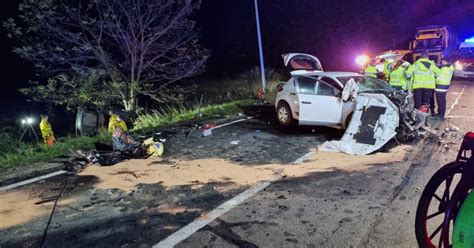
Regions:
[[276, 102, 294, 127], [415, 161, 467, 248]]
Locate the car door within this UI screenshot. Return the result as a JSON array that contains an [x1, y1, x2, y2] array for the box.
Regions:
[[297, 76, 343, 126]]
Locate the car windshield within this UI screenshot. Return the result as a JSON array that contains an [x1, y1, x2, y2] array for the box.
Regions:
[[337, 76, 393, 93]]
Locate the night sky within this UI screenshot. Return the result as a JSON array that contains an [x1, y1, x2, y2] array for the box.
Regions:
[[1, 0, 474, 119]]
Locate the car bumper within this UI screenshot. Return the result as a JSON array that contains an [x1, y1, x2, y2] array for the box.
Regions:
[[454, 70, 474, 78]]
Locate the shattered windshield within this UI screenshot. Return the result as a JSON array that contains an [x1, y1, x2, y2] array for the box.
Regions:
[[337, 76, 393, 93]]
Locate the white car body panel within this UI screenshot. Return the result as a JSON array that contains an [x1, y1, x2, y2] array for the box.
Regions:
[[319, 94, 399, 155]]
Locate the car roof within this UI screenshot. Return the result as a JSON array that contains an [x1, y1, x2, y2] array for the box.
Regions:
[[296, 71, 362, 78]]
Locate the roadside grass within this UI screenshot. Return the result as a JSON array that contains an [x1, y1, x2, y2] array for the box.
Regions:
[[0, 99, 258, 171], [0, 132, 111, 170], [133, 99, 257, 133]]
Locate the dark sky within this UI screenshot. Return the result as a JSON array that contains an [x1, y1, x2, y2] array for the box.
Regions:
[[1, 0, 474, 119]]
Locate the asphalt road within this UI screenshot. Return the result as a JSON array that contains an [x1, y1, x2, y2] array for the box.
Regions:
[[0, 80, 473, 248]]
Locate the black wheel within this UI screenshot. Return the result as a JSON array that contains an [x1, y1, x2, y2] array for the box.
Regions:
[[415, 161, 468, 248], [276, 102, 294, 127]]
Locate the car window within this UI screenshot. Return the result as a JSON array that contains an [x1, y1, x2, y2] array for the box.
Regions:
[[316, 81, 335, 96], [337, 76, 393, 93], [297, 77, 316, 94], [320, 77, 342, 90]]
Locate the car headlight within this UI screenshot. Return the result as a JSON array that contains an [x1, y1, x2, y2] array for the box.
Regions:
[[455, 61, 463, 71]]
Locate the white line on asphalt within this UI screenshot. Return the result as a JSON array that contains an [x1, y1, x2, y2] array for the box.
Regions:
[[153, 181, 272, 248], [153, 150, 315, 247], [446, 116, 474, 119], [446, 86, 466, 117], [0, 170, 67, 192]]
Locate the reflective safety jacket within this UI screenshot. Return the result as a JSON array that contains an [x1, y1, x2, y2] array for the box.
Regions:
[[108, 114, 128, 133], [389, 67, 407, 90], [405, 58, 441, 90], [435, 65, 454, 92], [365, 66, 378, 78], [383, 61, 391, 78], [39, 118, 55, 143]]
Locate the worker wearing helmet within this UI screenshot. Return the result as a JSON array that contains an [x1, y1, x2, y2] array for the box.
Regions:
[[108, 112, 128, 133], [39, 114, 56, 146], [364, 60, 378, 78], [405, 53, 441, 110], [432, 60, 454, 119], [389, 61, 408, 90]]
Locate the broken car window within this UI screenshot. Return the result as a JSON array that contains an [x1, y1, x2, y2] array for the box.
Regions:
[[337, 76, 393, 93], [297, 76, 317, 94]]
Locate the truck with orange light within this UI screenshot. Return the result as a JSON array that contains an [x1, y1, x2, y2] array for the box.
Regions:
[[409, 25, 458, 64]]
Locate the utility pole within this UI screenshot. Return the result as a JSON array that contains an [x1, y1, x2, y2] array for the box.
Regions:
[[254, 0, 266, 92]]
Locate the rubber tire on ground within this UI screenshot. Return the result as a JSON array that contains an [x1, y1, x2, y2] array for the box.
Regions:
[[415, 161, 466, 248], [276, 102, 294, 127]]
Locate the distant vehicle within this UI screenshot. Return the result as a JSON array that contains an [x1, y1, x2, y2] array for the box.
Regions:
[[409, 25, 458, 63], [454, 37, 474, 79], [275, 53, 394, 129]]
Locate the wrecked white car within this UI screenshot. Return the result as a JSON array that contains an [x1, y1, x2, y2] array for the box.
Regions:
[[276, 53, 425, 155]]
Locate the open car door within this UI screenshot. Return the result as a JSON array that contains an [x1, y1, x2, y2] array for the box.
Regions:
[[282, 53, 323, 75]]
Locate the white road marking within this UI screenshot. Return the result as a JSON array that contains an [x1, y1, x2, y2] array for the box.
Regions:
[[0, 116, 257, 193], [446, 86, 466, 117], [446, 116, 474, 119], [153, 150, 314, 247], [0, 170, 67, 192]]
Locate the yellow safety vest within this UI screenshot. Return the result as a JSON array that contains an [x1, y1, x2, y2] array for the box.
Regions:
[[435, 65, 454, 92], [383, 61, 391, 78], [39, 118, 55, 143], [406, 58, 440, 90], [389, 67, 407, 90], [365, 66, 378, 78], [108, 114, 128, 133]]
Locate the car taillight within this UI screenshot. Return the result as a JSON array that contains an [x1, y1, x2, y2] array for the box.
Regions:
[[277, 84, 283, 92]]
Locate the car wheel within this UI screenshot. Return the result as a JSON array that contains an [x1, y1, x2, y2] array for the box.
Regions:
[[277, 102, 294, 127]]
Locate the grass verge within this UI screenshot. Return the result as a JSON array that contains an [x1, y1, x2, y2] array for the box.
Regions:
[[0, 99, 257, 171], [134, 99, 256, 132], [0, 132, 111, 171]]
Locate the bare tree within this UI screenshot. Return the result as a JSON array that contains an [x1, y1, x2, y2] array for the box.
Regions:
[[5, 0, 208, 112]]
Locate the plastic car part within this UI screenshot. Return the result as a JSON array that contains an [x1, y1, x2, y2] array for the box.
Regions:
[[319, 94, 399, 155]]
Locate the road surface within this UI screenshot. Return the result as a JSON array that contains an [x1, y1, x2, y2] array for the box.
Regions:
[[0, 80, 472, 248]]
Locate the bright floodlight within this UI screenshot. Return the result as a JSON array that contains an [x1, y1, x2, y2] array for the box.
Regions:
[[21, 119, 26, 125], [26, 117, 34, 125], [355, 55, 370, 66]]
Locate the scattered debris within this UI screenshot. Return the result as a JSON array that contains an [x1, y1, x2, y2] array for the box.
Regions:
[[230, 140, 240, 145], [202, 129, 212, 137]]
